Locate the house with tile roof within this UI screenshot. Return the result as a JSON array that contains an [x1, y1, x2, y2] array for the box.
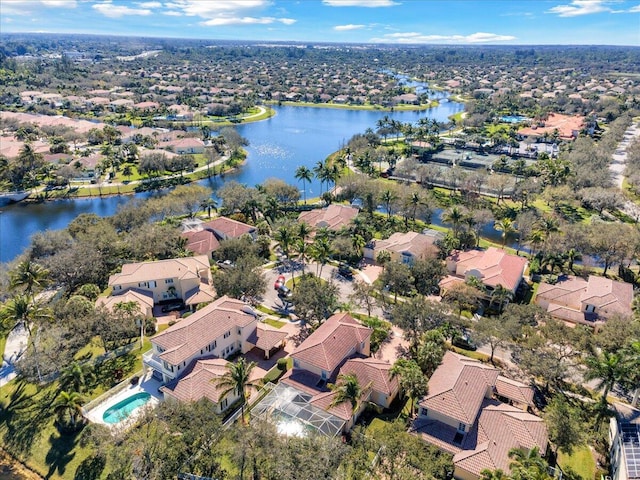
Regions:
[[279, 312, 398, 431], [440, 247, 528, 296], [413, 352, 546, 480], [95, 288, 154, 318], [535, 275, 634, 327], [160, 358, 239, 414], [143, 296, 283, 384], [364, 231, 439, 265], [108, 255, 215, 310], [181, 216, 256, 259], [298, 204, 359, 231]]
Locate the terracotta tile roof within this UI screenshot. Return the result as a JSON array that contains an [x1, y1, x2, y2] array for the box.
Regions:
[[109, 255, 211, 287], [160, 358, 229, 403], [298, 204, 359, 231], [309, 391, 354, 421], [183, 230, 221, 256], [495, 376, 534, 406], [152, 296, 256, 366], [201, 217, 256, 239], [339, 358, 398, 397], [517, 113, 584, 140], [536, 275, 633, 324], [247, 323, 288, 352], [447, 247, 528, 292], [289, 312, 372, 375], [184, 284, 217, 306], [419, 351, 499, 425], [96, 288, 154, 313], [281, 369, 328, 396], [454, 402, 548, 477], [372, 231, 438, 259]]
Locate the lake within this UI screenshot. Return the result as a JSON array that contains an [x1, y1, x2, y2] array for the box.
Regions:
[[1, 101, 465, 263]]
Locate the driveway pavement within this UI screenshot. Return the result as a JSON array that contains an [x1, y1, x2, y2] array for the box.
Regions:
[[0, 325, 28, 387]]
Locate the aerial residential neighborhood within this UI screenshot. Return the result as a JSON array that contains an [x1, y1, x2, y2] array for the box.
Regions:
[[1, 3, 640, 480]]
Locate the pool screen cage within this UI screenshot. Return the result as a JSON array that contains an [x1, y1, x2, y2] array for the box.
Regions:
[[251, 382, 345, 438]]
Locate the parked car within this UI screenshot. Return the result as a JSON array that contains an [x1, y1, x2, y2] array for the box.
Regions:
[[337, 263, 353, 279], [274, 275, 286, 290], [277, 285, 292, 299], [217, 259, 234, 269], [452, 332, 477, 351], [161, 300, 185, 313]]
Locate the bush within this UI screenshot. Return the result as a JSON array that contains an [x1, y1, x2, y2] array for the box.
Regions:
[[277, 358, 288, 371]]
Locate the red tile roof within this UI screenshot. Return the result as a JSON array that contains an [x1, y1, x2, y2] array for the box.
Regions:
[[339, 358, 398, 397], [289, 312, 372, 375], [183, 229, 221, 256], [446, 247, 527, 292], [160, 358, 229, 403], [495, 376, 534, 406], [202, 216, 256, 239], [152, 296, 256, 366], [298, 204, 359, 231], [247, 323, 288, 352], [419, 352, 499, 425]]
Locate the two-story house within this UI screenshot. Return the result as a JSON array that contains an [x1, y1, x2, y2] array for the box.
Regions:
[[182, 217, 257, 259], [276, 312, 398, 431], [535, 275, 634, 326], [143, 296, 259, 384], [108, 255, 216, 310], [440, 247, 528, 297], [363, 231, 440, 265], [413, 352, 547, 480], [297, 204, 359, 232]]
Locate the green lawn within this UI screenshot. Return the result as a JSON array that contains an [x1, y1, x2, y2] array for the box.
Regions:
[[263, 318, 286, 329], [557, 446, 596, 480], [0, 334, 7, 363]]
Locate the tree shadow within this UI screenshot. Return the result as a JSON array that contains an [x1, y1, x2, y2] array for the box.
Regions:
[[90, 352, 136, 391], [1, 381, 58, 456], [73, 453, 106, 480], [44, 428, 79, 479]]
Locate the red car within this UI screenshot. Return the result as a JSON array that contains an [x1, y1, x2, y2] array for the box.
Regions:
[[274, 275, 285, 290]]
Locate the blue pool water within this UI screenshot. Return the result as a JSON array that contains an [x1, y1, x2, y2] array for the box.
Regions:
[[500, 115, 529, 123], [102, 392, 151, 424]]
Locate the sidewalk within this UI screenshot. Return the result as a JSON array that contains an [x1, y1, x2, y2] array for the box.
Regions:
[[0, 325, 28, 387]]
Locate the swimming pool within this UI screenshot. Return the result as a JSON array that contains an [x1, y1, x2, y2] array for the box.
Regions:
[[102, 392, 151, 424], [501, 115, 530, 123]]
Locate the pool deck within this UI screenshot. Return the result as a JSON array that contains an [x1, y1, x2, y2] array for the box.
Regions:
[[84, 372, 164, 427]]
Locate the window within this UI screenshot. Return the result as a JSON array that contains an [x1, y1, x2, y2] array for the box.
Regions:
[[149, 280, 157, 288], [585, 304, 596, 313], [420, 408, 428, 417], [165, 278, 174, 284], [223, 331, 231, 339], [212, 341, 217, 349], [237, 328, 241, 335], [114, 285, 122, 291], [293, 359, 299, 368], [458, 423, 466, 433], [321, 370, 327, 380]]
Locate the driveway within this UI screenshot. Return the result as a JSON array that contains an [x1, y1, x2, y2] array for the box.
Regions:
[[0, 325, 28, 387]]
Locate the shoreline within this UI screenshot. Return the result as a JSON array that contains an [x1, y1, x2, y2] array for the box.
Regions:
[[264, 99, 440, 112]]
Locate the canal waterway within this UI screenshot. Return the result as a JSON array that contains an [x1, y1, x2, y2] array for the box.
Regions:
[[1, 100, 468, 263]]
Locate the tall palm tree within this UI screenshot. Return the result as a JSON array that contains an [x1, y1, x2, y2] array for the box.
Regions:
[[508, 447, 550, 480], [200, 197, 218, 218], [409, 191, 425, 224], [296, 222, 313, 243], [329, 373, 370, 418], [214, 358, 258, 423], [489, 284, 513, 312], [53, 390, 85, 429], [294, 165, 313, 204], [494, 218, 516, 248], [584, 351, 626, 406], [380, 189, 397, 219], [59, 361, 95, 393], [294, 238, 310, 274], [313, 160, 327, 195], [351, 234, 366, 258], [9, 259, 49, 294], [1, 294, 53, 382], [310, 236, 334, 277], [441, 206, 465, 240]]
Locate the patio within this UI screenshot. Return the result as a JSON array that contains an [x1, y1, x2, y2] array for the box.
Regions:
[[83, 371, 163, 428]]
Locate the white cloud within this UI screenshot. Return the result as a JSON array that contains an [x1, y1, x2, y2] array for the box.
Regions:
[[628, 4, 640, 12], [162, 10, 183, 16], [323, 0, 398, 6], [0, 0, 76, 15], [137, 1, 161, 7], [202, 16, 296, 26], [371, 31, 517, 44], [334, 24, 365, 31], [92, 2, 153, 18], [163, 0, 296, 27], [547, 0, 612, 17]]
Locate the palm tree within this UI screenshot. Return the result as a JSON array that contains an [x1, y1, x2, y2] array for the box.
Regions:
[[9, 259, 49, 294], [313, 160, 327, 195], [489, 284, 513, 312], [310, 236, 334, 277], [584, 351, 626, 407], [294, 238, 310, 274], [480, 469, 509, 480], [294, 165, 313, 204], [200, 197, 218, 218], [214, 358, 258, 423], [1, 294, 53, 382], [508, 447, 550, 480], [351, 234, 366, 258], [53, 390, 85, 429], [114, 300, 144, 349], [329, 373, 370, 418], [59, 361, 95, 393], [494, 218, 516, 248], [441, 206, 465, 240], [296, 222, 313, 243], [380, 189, 397, 219], [409, 191, 425, 224]]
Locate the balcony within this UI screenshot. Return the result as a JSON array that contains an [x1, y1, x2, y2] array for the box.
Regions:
[[143, 350, 164, 374]]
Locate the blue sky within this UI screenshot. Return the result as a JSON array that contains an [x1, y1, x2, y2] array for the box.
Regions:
[[1, 0, 639, 45]]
